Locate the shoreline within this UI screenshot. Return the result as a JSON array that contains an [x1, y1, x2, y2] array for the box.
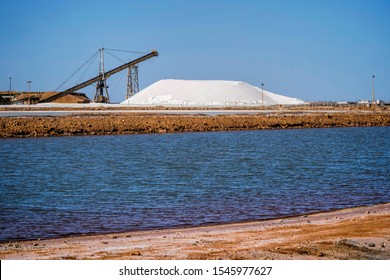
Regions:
[[1, 202, 389, 260], [0, 203, 385, 244], [1, 109, 389, 138]]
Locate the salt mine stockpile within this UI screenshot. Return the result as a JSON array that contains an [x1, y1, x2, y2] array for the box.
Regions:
[[121, 79, 306, 107]]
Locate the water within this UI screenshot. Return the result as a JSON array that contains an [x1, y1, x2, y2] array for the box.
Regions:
[[0, 127, 389, 241]]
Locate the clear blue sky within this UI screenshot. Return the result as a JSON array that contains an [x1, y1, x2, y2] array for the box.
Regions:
[[1, 0, 389, 103]]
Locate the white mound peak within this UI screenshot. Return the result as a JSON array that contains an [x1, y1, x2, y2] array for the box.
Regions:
[[121, 79, 305, 107]]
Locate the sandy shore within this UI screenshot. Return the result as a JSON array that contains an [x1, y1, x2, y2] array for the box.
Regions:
[[1, 203, 389, 260]]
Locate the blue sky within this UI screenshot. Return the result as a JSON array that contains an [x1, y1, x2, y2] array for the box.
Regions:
[[1, 0, 389, 103]]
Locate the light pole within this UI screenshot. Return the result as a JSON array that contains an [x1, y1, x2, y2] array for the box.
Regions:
[[372, 75, 375, 106], [9, 77, 12, 92], [261, 83, 264, 110], [27, 81, 31, 110]]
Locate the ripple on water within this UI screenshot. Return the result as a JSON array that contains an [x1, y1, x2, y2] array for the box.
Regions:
[[0, 126, 389, 241]]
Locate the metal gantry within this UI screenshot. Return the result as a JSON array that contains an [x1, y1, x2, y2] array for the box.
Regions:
[[94, 48, 110, 103], [40, 49, 158, 103], [126, 65, 139, 100]]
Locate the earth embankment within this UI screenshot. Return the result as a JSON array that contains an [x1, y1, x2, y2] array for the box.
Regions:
[[1, 110, 389, 138]]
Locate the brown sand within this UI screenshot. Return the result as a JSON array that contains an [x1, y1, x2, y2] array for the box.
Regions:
[[1, 203, 389, 260]]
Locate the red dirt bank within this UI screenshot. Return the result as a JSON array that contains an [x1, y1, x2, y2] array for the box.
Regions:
[[1, 110, 389, 138]]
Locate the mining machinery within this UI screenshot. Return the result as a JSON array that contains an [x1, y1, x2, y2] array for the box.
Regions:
[[39, 50, 158, 103]]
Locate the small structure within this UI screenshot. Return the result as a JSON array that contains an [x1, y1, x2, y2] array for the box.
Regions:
[[0, 91, 18, 104], [0, 91, 90, 105]]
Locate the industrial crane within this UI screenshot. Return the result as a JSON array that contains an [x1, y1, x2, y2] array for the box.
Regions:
[[39, 50, 158, 103]]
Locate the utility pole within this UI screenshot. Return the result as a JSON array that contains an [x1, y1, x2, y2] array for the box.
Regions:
[[27, 81, 31, 110], [261, 83, 264, 110], [372, 75, 375, 106], [9, 77, 12, 92]]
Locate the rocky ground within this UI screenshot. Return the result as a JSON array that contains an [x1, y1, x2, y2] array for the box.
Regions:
[[1, 203, 389, 260], [0, 109, 389, 138]]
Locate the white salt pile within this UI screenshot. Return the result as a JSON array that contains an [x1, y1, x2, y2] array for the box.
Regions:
[[121, 79, 305, 107]]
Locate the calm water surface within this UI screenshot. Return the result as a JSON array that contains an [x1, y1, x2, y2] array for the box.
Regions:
[[0, 127, 389, 241]]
